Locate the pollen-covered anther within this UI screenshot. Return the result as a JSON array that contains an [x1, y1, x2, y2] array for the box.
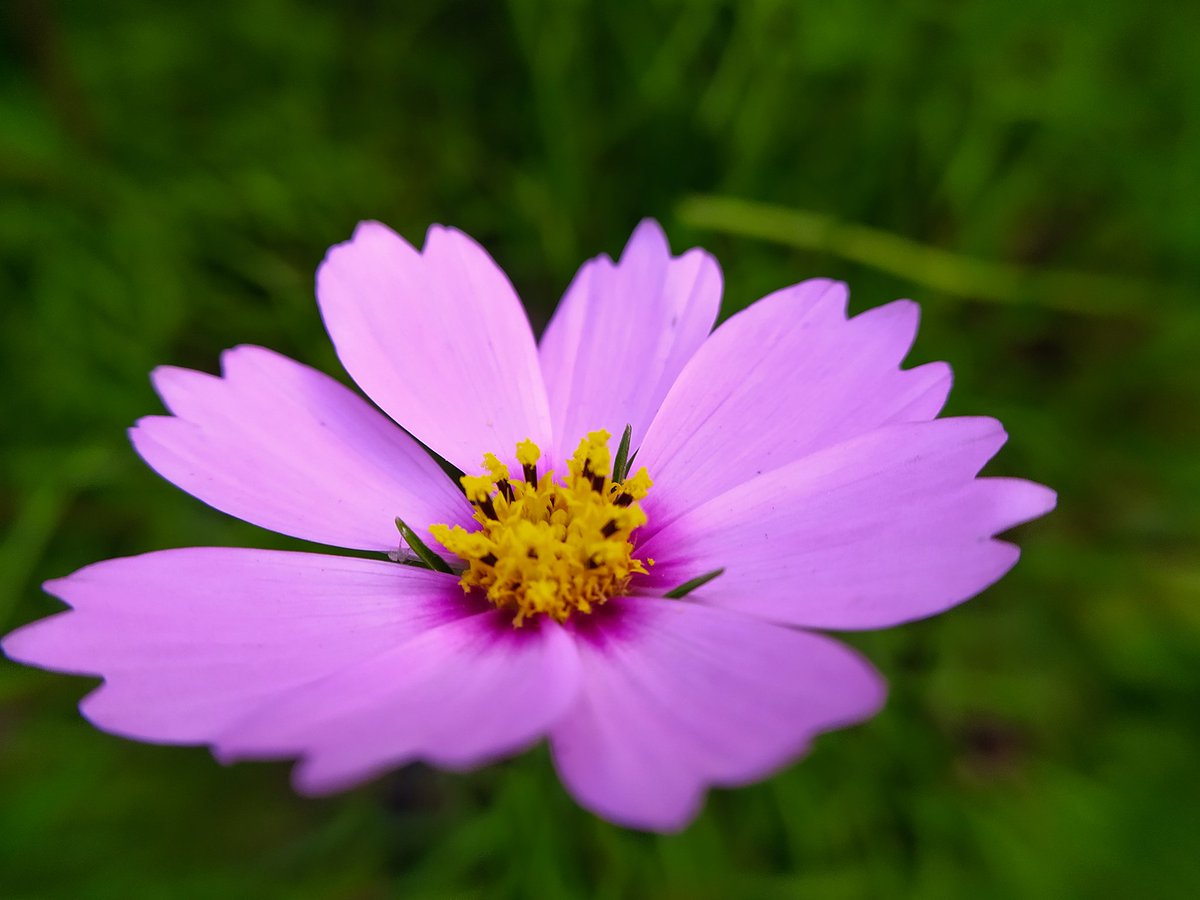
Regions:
[[429, 431, 653, 626]]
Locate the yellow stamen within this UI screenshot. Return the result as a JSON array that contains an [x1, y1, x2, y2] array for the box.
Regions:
[[482, 453, 509, 481], [429, 431, 654, 626], [515, 439, 541, 469]]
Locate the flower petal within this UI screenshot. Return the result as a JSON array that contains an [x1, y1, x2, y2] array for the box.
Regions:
[[221, 612, 579, 795], [538, 220, 721, 461], [639, 418, 1057, 630], [637, 281, 952, 533], [550, 598, 885, 832], [2, 550, 478, 743], [131, 346, 472, 552], [316, 222, 552, 472], [5, 549, 580, 793]]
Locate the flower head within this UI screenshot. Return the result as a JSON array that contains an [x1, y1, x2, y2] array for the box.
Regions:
[[430, 431, 654, 625], [2, 219, 1055, 831]]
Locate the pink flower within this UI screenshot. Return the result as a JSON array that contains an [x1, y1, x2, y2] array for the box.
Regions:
[[2, 220, 1055, 831]]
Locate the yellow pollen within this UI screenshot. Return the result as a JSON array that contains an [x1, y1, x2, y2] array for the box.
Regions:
[[429, 431, 654, 626]]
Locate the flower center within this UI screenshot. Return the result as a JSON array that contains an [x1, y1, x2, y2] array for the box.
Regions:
[[429, 431, 653, 626]]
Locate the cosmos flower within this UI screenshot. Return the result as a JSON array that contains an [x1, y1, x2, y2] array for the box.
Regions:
[[2, 220, 1055, 831]]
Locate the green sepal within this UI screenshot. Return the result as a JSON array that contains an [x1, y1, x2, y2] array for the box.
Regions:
[[394, 517, 456, 574], [612, 423, 634, 483], [663, 567, 726, 599]]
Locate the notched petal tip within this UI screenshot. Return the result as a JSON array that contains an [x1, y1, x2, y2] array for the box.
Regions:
[[679, 243, 723, 277], [422, 222, 495, 261], [350, 218, 397, 243], [938, 415, 1009, 474], [127, 412, 160, 439], [1, 611, 97, 677], [318, 220, 412, 274], [148, 364, 217, 414], [766, 277, 850, 320], [984, 477, 1058, 534], [40, 573, 75, 603], [423, 222, 459, 243], [0, 618, 45, 665], [148, 363, 192, 392], [150, 348, 287, 418], [915, 358, 953, 383], [623, 219, 724, 291], [127, 414, 195, 470], [624, 219, 672, 255], [889, 359, 953, 421], [217, 343, 282, 378], [878, 296, 920, 319], [858, 296, 921, 334]]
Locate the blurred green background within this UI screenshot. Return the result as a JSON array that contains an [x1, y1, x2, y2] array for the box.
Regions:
[[2, 1, 1197, 897]]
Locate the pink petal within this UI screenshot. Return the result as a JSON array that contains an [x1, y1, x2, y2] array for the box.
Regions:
[[220, 612, 579, 795], [550, 598, 885, 832], [131, 346, 472, 553], [538, 219, 721, 461], [5, 549, 580, 794], [2, 549, 468, 744], [640, 418, 1057, 630], [637, 281, 952, 534], [316, 222, 552, 473]]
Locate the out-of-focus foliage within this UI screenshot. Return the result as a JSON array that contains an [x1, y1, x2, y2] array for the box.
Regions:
[[1, 1, 1196, 897]]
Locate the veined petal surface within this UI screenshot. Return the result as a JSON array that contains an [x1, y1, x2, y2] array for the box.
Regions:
[[550, 598, 885, 832], [221, 610, 578, 795], [637, 281, 952, 533], [132, 346, 472, 553], [539, 219, 721, 462], [640, 418, 1057, 630], [2, 549, 579, 788], [4, 549, 461, 740], [317, 222, 552, 473]]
